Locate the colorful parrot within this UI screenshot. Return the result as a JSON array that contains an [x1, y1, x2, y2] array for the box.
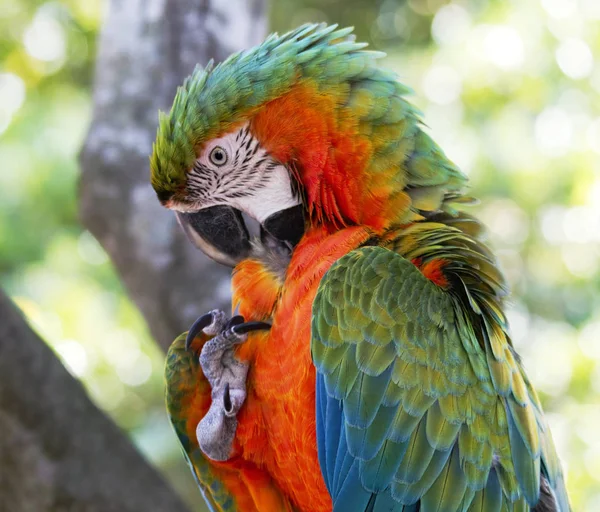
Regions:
[[152, 23, 570, 512]]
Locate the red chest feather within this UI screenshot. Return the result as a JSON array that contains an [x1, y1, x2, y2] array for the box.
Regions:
[[231, 226, 371, 512]]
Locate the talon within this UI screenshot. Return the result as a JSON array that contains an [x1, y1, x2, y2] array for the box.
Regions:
[[223, 382, 232, 414], [225, 315, 245, 330], [186, 310, 228, 350], [185, 313, 214, 351], [232, 321, 272, 335]]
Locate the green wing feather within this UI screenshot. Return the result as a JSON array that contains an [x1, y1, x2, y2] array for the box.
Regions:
[[312, 235, 569, 511], [165, 334, 237, 512]]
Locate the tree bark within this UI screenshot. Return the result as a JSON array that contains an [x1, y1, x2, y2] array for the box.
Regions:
[[0, 289, 188, 512], [1, 1, 269, 510], [79, 0, 268, 351]]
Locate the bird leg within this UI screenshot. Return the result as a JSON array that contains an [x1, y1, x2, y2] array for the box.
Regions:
[[185, 310, 270, 461]]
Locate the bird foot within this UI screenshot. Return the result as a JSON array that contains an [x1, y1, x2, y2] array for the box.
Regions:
[[185, 310, 270, 461]]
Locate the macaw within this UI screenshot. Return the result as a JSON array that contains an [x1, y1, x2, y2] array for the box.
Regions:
[[153, 23, 570, 512]]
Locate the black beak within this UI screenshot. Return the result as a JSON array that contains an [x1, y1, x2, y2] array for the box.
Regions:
[[177, 206, 252, 267], [177, 204, 305, 267], [261, 204, 305, 249]]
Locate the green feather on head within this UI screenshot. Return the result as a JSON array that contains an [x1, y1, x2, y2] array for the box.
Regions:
[[150, 23, 447, 203], [150, 24, 347, 199]]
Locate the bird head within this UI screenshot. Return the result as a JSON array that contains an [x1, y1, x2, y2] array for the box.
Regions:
[[150, 23, 466, 267]]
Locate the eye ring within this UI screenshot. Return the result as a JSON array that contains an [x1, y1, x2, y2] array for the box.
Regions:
[[209, 146, 228, 167]]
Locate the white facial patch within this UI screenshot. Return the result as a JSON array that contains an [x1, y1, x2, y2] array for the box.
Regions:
[[229, 164, 300, 223], [185, 122, 301, 223]]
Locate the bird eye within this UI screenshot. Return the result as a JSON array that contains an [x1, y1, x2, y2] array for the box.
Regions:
[[209, 146, 228, 167]]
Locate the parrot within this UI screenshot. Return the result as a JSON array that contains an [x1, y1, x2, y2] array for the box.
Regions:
[[152, 23, 570, 512]]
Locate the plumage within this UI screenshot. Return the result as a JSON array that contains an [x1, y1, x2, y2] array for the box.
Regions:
[[154, 23, 570, 512]]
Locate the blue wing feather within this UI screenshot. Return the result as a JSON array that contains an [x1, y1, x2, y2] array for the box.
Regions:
[[312, 247, 570, 511]]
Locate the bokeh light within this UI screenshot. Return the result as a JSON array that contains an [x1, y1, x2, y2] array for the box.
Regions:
[[23, 13, 66, 63], [0, 72, 26, 134], [556, 38, 594, 80]]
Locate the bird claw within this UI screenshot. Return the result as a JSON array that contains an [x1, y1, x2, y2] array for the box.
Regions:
[[185, 310, 228, 350], [185, 310, 270, 461]]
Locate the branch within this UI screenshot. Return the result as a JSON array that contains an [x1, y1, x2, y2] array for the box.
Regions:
[[79, 0, 268, 350], [0, 289, 188, 511]]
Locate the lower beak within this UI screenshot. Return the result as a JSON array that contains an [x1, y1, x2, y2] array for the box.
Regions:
[[261, 204, 305, 249]]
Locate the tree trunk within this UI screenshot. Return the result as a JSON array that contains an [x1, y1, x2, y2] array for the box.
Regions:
[[79, 0, 268, 351], [0, 1, 268, 510], [0, 290, 188, 512]]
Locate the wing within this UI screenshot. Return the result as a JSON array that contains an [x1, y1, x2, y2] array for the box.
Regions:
[[165, 333, 237, 511], [312, 246, 569, 512]]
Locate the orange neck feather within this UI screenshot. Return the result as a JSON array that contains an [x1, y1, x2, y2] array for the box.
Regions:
[[251, 82, 398, 232]]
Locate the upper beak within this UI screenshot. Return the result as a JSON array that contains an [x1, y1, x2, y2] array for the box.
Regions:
[[177, 206, 252, 267], [177, 204, 306, 267]]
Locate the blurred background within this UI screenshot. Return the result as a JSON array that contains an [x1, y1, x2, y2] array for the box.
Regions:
[[1, 0, 599, 510]]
